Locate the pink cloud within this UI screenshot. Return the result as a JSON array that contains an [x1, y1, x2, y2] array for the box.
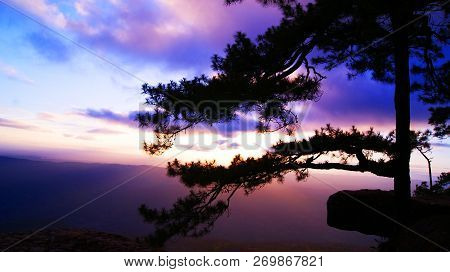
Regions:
[[0, 60, 34, 84], [68, 0, 281, 69], [8, 0, 67, 28], [8, 0, 282, 69]]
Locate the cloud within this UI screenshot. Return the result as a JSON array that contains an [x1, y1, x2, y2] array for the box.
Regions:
[[9, 0, 67, 28], [74, 0, 91, 16], [62, 133, 94, 140], [0, 117, 38, 130], [0, 61, 34, 84], [78, 107, 262, 136], [36, 112, 55, 120], [75, 135, 94, 140], [70, 0, 280, 69], [79, 108, 138, 127], [8, 0, 280, 69], [176, 140, 241, 152], [206, 118, 259, 137], [87, 128, 124, 134], [431, 142, 450, 148], [215, 139, 240, 149], [304, 67, 430, 127]]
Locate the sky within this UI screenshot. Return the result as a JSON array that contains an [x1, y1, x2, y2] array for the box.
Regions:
[[0, 0, 448, 175]]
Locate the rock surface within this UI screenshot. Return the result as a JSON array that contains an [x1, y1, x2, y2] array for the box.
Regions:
[[327, 189, 398, 236], [327, 189, 450, 251], [0, 228, 149, 252]]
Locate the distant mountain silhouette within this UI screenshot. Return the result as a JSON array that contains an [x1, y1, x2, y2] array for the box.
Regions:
[[0, 156, 185, 236], [0, 156, 383, 251]]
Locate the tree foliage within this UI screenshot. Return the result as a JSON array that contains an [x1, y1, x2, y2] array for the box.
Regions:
[[138, 0, 449, 155], [138, 0, 449, 247], [415, 172, 450, 196], [140, 126, 431, 246]]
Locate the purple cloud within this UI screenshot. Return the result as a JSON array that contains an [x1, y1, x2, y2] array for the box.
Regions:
[[10, 0, 281, 70], [79, 108, 138, 127], [305, 67, 430, 127], [69, 0, 282, 70], [0, 117, 39, 130]]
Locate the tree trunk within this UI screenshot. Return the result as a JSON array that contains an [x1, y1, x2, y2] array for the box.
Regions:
[[391, 4, 412, 207]]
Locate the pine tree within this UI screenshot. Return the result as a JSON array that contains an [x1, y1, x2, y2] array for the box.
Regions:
[[138, 0, 449, 203]]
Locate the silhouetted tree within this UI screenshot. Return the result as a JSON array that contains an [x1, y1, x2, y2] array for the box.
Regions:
[[138, 0, 449, 202], [230, 0, 450, 201], [139, 126, 431, 246], [139, 190, 229, 248], [137, 29, 324, 154], [138, 1, 449, 248], [415, 171, 450, 196]]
